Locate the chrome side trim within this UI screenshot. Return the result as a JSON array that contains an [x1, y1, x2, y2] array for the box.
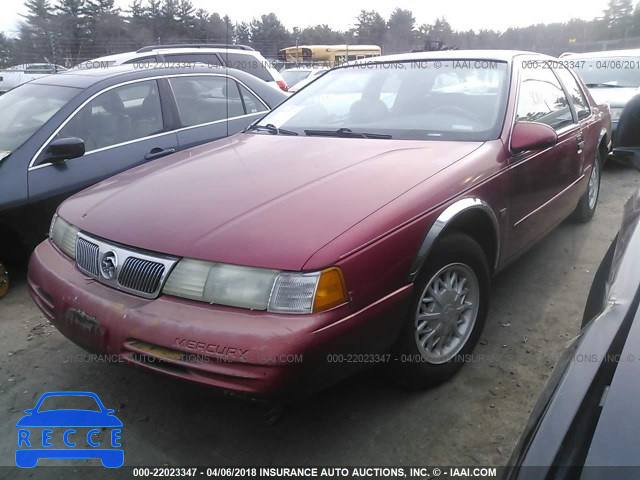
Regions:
[[28, 73, 269, 171], [408, 198, 500, 281]]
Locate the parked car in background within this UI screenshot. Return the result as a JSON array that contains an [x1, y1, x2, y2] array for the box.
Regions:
[[506, 178, 640, 480], [29, 50, 609, 398], [0, 63, 67, 94], [0, 64, 286, 264], [77, 44, 289, 91], [280, 66, 329, 93], [563, 49, 640, 140], [506, 102, 640, 480]]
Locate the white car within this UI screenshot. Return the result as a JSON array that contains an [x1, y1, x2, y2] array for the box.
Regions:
[[562, 49, 640, 139], [281, 67, 329, 93], [76, 44, 288, 92], [0, 64, 67, 94]]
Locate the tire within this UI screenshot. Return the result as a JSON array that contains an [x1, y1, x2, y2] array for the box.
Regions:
[[572, 149, 601, 223], [392, 232, 491, 388]]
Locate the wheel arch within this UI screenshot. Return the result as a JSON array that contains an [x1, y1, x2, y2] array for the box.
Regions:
[[597, 127, 610, 160], [408, 198, 500, 282]]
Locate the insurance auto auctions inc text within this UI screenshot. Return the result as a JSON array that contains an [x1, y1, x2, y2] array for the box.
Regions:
[[212, 467, 498, 478]]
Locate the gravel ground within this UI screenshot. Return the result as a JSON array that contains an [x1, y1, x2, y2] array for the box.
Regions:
[[0, 162, 638, 479]]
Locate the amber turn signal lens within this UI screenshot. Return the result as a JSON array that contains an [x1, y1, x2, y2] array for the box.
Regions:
[[313, 267, 348, 313]]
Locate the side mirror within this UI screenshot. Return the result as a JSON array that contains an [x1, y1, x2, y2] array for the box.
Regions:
[[40, 137, 85, 164], [511, 121, 558, 154], [610, 147, 640, 171]]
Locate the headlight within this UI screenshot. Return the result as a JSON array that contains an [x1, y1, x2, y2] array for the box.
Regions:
[[163, 259, 348, 314], [49, 214, 79, 259], [611, 107, 623, 121]]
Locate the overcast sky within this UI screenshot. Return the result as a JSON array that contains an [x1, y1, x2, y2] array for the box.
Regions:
[[1, 0, 609, 37]]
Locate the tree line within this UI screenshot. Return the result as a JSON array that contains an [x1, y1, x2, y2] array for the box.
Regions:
[[1, 0, 639, 68]]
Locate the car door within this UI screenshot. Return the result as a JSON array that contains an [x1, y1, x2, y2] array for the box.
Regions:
[[504, 63, 583, 260], [27, 79, 179, 234], [167, 74, 269, 149], [554, 64, 598, 175]]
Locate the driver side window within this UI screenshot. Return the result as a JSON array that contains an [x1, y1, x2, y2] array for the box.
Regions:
[[516, 67, 573, 131], [57, 80, 163, 152]]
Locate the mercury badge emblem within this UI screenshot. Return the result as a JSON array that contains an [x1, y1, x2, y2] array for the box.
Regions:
[[100, 251, 118, 279]]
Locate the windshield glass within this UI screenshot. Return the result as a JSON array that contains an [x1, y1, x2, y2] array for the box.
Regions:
[[255, 60, 509, 141], [571, 57, 640, 88], [0, 83, 79, 154], [281, 70, 312, 86]]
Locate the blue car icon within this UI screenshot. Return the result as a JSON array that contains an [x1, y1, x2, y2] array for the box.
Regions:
[[16, 391, 123, 468]]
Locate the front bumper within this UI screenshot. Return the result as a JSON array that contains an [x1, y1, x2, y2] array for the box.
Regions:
[[28, 240, 411, 398]]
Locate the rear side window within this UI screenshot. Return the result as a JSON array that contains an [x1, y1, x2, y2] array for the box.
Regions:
[[516, 66, 573, 130], [239, 84, 268, 114], [220, 52, 273, 82], [169, 76, 247, 127], [163, 53, 222, 68], [554, 66, 591, 120]]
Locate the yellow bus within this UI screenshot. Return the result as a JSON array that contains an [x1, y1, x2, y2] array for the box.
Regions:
[[278, 45, 382, 67]]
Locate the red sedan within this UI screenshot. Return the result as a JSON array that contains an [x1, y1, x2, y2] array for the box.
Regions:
[[28, 51, 611, 397]]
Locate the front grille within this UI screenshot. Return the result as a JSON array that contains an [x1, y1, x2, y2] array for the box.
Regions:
[[118, 257, 165, 294], [76, 237, 99, 276], [74, 232, 178, 299]]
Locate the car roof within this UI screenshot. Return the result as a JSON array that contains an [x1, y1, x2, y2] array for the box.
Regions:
[[86, 48, 262, 64], [148, 47, 261, 56], [563, 48, 640, 58], [28, 64, 260, 89], [347, 49, 550, 65]]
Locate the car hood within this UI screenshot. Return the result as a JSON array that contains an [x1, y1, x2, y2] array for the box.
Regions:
[[59, 134, 482, 271], [588, 87, 640, 108]]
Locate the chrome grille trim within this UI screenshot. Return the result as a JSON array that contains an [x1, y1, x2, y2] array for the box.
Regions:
[[119, 257, 165, 294], [76, 237, 100, 276], [75, 232, 179, 299]]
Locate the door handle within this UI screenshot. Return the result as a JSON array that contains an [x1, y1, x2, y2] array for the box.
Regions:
[[145, 147, 175, 161], [576, 134, 585, 154]]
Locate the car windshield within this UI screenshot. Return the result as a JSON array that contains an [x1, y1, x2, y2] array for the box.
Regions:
[[254, 60, 509, 141], [572, 57, 640, 88], [37, 395, 101, 412], [0, 83, 79, 155], [281, 70, 312, 86]]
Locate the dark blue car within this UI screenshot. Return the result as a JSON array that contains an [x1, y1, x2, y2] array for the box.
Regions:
[[0, 64, 286, 264], [16, 391, 123, 468]]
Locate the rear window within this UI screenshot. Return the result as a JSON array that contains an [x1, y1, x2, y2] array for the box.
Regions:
[[281, 70, 311, 86], [571, 57, 640, 88], [219, 52, 273, 82]]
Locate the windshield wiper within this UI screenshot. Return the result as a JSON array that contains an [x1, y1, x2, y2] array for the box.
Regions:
[[245, 123, 298, 136], [585, 82, 632, 88], [304, 128, 392, 139]]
